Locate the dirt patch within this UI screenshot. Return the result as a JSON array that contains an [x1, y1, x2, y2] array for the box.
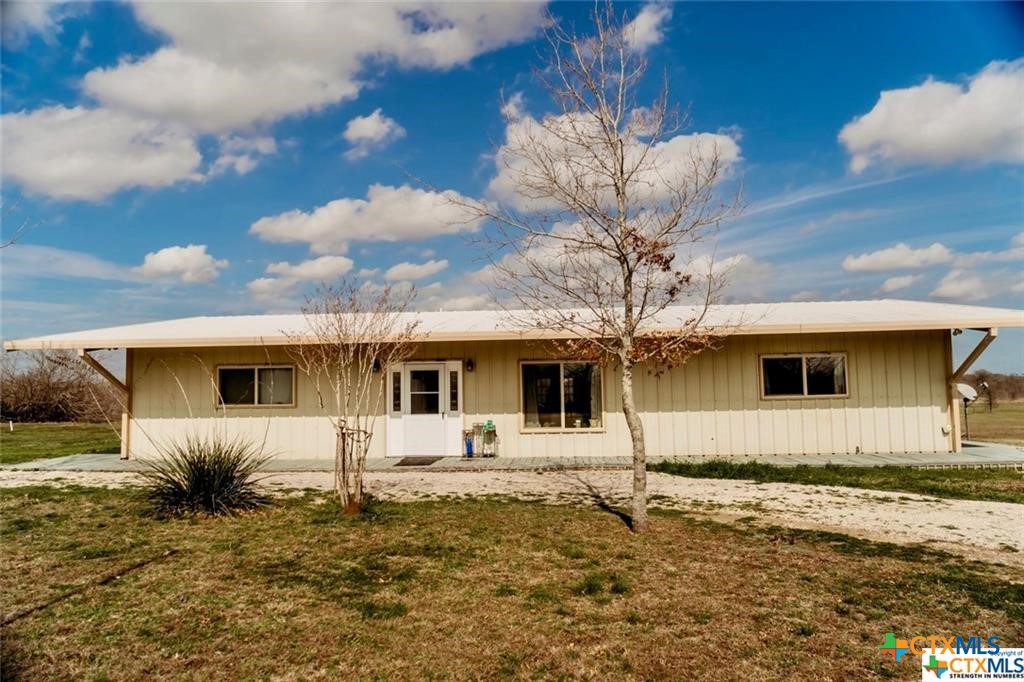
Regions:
[[3, 468, 1021, 566]]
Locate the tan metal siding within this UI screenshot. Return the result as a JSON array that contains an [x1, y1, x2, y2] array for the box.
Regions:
[[128, 330, 953, 459]]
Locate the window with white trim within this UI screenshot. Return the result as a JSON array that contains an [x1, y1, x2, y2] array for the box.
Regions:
[[761, 353, 847, 398], [217, 366, 294, 406], [521, 361, 602, 429]]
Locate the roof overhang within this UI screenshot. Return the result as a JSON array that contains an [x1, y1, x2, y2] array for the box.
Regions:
[[5, 300, 1023, 351]]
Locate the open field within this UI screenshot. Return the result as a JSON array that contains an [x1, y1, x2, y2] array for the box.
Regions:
[[2, 485, 1022, 681], [0, 422, 120, 465], [964, 402, 1024, 445], [650, 460, 1024, 504]]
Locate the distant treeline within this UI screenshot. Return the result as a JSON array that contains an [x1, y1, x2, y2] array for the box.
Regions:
[[962, 370, 1024, 404], [1, 350, 123, 423]]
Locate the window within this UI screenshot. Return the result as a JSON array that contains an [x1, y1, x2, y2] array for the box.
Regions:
[[522, 361, 602, 429], [391, 371, 402, 412], [761, 354, 847, 398], [408, 369, 440, 414], [217, 366, 294, 406], [449, 370, 459, 412]]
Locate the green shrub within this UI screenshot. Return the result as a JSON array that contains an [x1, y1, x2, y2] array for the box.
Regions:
[[142, 434, 270, 516]]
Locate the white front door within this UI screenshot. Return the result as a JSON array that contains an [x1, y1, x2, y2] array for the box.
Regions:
[[386, 361, 462, 457], [403, 363, 445, 455]]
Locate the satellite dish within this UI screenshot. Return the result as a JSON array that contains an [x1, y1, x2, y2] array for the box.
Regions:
[[956, 383, 978, 403]]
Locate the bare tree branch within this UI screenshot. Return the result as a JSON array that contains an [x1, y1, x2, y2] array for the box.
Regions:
[[286, 282, 420, 513], [450, 1, 743, 532]]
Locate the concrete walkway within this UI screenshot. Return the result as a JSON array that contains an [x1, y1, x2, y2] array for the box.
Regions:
[[4, 440, 1022, 472]]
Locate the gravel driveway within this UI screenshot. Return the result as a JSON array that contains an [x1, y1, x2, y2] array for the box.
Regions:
[[3, 468, 1021, 567]]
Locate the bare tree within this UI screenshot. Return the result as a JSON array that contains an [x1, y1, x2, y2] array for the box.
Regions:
[[287, 282, 420, 514], [0, 199, 42, 248], [451, 3, 741, 532], [1, 350, 122, 423]]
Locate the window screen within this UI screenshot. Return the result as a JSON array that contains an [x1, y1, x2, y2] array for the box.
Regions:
[[258, 368, 293, 405]]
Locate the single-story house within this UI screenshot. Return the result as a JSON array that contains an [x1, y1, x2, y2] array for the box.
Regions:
[[5, 299, 1022, 461]]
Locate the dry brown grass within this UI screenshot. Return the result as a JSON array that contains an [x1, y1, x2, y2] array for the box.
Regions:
[[965, 402, 1024, 445], [1, 485, 1021, 681]]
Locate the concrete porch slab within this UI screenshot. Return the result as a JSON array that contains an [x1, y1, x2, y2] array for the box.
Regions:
[[3, 441, 1022, 473]]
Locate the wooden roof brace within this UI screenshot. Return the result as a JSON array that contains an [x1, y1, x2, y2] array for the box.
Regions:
[[950, 328, 998, 383], [78, 349, 128, 395]]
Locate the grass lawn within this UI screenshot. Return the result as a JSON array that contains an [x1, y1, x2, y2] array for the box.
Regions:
[[2, 486, 1022, 680], [0, 422, 120, 465], [650, 460, 1024, 504], [964, 402, 1024, 446]]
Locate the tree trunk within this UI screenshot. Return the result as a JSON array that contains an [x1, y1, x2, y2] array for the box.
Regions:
[[620, 360, 648, 532]]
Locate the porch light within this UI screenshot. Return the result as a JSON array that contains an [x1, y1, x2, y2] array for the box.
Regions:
[[465, 358, 475, 372]]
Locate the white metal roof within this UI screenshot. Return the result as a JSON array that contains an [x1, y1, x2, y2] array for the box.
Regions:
[[4, 299, 1023, 351]]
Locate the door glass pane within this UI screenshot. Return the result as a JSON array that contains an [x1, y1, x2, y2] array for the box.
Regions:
[[409, 370, 439, 393], [564, 363, 601, 428], [219, 368, 255, 405], [258, 368, 293, 405], [806, 356, 847, 396], [449, 370, 459, 412], [522, 363, 561, 428], [762, 357, 803, 396], [392, 371, 402, 412], [410, 392, 440, 414], [409, 369, 440, 414]]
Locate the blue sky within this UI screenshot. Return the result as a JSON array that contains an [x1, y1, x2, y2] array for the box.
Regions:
[[1, 2, 1022, 370]]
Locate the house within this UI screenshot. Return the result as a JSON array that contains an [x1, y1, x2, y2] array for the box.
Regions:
[[5, 300, 1022, 461]]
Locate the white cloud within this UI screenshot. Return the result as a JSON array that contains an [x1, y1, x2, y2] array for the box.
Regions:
[[930, 270, 987, 301], [488, 112, 741, 212], [72, 31, 92, 63], [3, 4, 546, 202], [84, 47, 357, 135], [250, 184, 482, 254], [0, 106, 202, 201], [265, 255, 354, 281], [842, 242, 953, 272], [208, 135, 278, 177], [501, 91, 526, 121], [81, 3, 547, 134], [952, 234, 1024, 268], [356, 267, 380, 278], [844, 234, 1024, 274], [247, 277, 291, 303], [134, 244, 228, 283], [1, 1, 76, 47], [432, 293, 493, 311], [623, 3, 672, 53], [248, 255, 355, 302], [342, 109, 406, 160], [384, 259, 449, 281], [879, 274, 922, 293], [800, 208, 880, 234], [789, 290, 821, 302], [840, 59, 1024, 173], [0, 244, 136, 282]]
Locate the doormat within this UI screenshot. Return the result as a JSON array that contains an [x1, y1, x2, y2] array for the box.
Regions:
[[394, 457, 444, 467]]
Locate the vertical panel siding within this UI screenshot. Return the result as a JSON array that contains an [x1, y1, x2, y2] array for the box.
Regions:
[[129, 330, 953, 459]]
